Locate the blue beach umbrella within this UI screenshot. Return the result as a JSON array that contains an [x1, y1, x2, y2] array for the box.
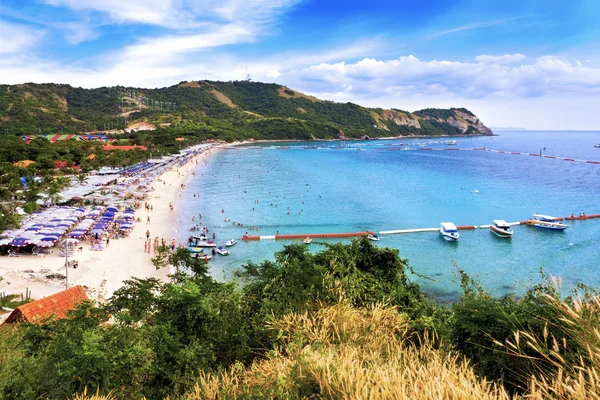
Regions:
[[106, 207, 118, 212]]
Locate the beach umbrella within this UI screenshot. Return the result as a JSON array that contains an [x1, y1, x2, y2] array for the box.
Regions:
[[0, 238, 13, 246], [56, 223, 71, 228], [40, 236, 58, 242], [50, 219, 62, 222], [63, 218, 78, 222], [44, 233, 63, 238], [91, 229, 105, 234], [10, 239, 29, 247], [63, 238, 80, 245], [25, 227, 40, 232], [34, 240, 54, 248], [106, 206, 118, 212]]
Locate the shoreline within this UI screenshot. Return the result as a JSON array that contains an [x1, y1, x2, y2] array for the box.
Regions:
[[0, 144, 226, 302], [239, 133, 497, 145]]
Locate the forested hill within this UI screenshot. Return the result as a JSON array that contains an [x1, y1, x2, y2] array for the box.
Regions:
[[0, 81, 493, 141]]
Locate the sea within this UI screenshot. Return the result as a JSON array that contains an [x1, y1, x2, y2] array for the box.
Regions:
[[176, 130, 600, 301]]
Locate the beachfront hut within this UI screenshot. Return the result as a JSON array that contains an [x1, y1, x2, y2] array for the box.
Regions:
[[3, 286, 89, 324]]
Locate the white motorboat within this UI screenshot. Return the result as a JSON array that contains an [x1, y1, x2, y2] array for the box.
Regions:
[[439, 222, 460, 241], [225, 239, 237, 247], [532, 213, 560, 222], [445, 140, 457, 145], [215, 246, 230, 256], [526, 219, 569, 231], [490, 220, 513, 238], [303, 237, 312, 244], [195, 253, 212, 261], [595, 144, 600, 148], [368, 234, 380, 241], [190, 235, 216, 247]]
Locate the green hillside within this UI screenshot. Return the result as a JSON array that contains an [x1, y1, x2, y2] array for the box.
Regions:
[[0, 81, 493, 140]]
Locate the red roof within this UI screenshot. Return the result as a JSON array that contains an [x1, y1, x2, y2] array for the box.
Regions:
[[54, 160, 68, 169], [4, 286, 89, 324], [102, 145, 148, 151]]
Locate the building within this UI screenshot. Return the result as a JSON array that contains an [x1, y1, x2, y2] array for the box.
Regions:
[[3, 286, 89, 324]]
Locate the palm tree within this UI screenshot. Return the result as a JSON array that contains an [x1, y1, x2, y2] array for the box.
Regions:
[[76, 172, 88, 186], [45, 181, 63, 205], [54, 175, 71, 189]]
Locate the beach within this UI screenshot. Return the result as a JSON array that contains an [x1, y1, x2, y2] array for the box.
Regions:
[[0, 145, 221, 301]]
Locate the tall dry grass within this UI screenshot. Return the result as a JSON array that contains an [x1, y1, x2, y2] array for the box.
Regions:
[[72, 388, 116, 400], [498, 286, 600, 399], [187, 302, 510, 399]]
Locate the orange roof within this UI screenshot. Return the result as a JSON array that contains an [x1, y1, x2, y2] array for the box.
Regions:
[[4, 286, 89, 324], [13, 160, 35, 168], [102, 145, 148, 151]]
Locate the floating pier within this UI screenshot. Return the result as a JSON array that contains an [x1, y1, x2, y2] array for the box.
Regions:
[[242, 231, 373, 241], [225, 145, 600, 165], [241, 212, 600, 241]]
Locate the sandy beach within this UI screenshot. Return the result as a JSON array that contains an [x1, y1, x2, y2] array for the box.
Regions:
[[0, 146, 221, 301]]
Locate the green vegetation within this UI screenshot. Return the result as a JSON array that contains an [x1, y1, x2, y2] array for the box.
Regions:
[[0, 239, 597, 399], [0, 81, 492, 140]]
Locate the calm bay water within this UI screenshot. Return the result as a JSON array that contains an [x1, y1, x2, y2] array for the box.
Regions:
[[176, 131, 600, 300]]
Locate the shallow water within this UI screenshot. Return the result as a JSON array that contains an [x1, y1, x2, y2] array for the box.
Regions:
[[177, 131, 600, 300]]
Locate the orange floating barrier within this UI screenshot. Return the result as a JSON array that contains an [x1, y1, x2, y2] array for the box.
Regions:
[[456, 225, 477, 230]]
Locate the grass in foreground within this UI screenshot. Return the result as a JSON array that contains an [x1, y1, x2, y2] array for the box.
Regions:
[[187, 301, 509, 399]]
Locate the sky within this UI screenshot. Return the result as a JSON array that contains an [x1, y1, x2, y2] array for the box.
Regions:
[[1, 0, 600, 129]]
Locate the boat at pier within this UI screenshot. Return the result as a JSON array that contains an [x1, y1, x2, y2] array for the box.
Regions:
[[439, 222, 460, 241], [490, 220, 513, 238]]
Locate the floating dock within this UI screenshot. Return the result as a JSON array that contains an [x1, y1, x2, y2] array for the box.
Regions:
[[242, 213, 600, 241], [242, 231, 373, 241], [225, 145, 600, 165]]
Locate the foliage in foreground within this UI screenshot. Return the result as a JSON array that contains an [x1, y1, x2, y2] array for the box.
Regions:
[[190, 301, 510, 400], [0, 240, 599, 399]]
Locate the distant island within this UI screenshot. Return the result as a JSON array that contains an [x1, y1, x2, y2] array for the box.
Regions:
[[0, 80, 493, 141]]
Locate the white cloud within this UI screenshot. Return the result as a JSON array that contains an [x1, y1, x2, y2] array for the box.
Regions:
[[281, 55, 600, 100], [44, 0, 301, 29], [0, 21, 45, 54], [425, 18, 519, 39], [45, 0, 176, 26], [475, 54, 526, 64]]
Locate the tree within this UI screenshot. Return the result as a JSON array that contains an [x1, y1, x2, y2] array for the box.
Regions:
[[45, 181, 63, 205], [75, 172, 88, 185]]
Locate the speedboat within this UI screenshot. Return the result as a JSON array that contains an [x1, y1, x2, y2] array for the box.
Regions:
[[303, 237, 312, 244], [532, 213, 560, 222], [439, 222, 460, 241], [595, 144, 600, 148], [445, 140, 457, 145], [368, 234, 380, 241], [490, 220, 513, 238], [195, 253, 212, 261], [215, 246, 230, 256], [225, 239, 237, 247], [526, 219, 569, 231], [190, 235, 217, 247]]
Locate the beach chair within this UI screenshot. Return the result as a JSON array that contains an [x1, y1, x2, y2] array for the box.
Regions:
[[8, 249, 22, 257]]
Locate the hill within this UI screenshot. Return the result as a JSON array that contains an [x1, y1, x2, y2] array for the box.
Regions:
[[0, 81, 493, 140]]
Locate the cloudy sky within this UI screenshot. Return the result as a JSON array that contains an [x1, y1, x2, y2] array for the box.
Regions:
[[1, 0, 599, 129]]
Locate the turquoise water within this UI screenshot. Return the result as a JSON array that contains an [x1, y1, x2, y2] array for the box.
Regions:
[[177, 131, 600, 300]]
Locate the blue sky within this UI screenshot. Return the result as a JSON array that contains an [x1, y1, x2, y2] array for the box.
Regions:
[[1, 0, 600, 129]]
